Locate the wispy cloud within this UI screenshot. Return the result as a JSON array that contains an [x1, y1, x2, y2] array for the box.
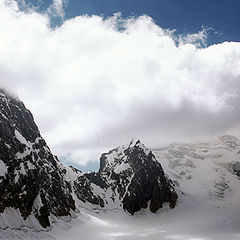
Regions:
[[47, 0, 67, 20], [177, 27, 208, 47]]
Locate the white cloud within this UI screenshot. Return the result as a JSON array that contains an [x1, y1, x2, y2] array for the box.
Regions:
[[177, 28, 207, 47], [47, 0, 67, 19], [1, 1, 240, 165]]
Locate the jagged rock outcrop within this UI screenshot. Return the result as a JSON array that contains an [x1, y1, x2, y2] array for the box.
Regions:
[[0, 89, 178, 228], [87, 140, 178, 214], [0, 90, 75, 228]]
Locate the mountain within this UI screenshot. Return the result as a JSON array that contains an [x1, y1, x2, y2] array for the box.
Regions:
[[152, 135, 240, 206], [0, 89, 177, 229], [0, 90, 75, 228], [85, 139, 177, 214]]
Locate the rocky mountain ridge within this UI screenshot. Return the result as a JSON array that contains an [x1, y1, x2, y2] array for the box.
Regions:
[[0, 89, 177, 229]]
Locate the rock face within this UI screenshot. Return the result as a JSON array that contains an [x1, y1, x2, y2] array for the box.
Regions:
[[89, 140, 178, 214], [0, 89, 178, 228], [0, 90, 75, 228]]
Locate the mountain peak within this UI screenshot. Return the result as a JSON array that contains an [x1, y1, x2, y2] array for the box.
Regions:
[[99, 139, 151, 173], [97, 140, 177, 214], [129, 138, 141, 147]]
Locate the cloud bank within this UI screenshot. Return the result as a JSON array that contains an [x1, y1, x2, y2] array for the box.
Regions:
[[1, 0, 240, 165]]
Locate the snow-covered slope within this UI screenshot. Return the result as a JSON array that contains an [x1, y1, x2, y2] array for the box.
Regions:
[[153, 135, 240, 209]]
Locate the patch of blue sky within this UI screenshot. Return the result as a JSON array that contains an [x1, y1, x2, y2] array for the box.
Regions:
[[17, 0, 240, 45]]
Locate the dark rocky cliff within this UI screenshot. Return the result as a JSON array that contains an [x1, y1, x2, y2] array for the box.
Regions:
[[88, 140, 178, 215], [0, 89, 75, 228]]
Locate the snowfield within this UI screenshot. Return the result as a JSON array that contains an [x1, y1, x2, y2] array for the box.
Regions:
[[52, 205, 240, 240], [1, 135, 240, 239], [1, 204, 240, 240]]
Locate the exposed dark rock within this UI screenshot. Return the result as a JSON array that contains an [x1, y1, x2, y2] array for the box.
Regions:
[[97, 140, 178, 215], [0, 89, 75, 228], [73, 175, 105, 207]]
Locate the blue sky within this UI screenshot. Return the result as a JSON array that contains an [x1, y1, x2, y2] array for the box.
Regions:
[[66, 0, 240, 45], [22, 0, 240, 45]]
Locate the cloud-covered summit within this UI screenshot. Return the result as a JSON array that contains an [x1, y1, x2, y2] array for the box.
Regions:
[[1, 0, 240, 165]]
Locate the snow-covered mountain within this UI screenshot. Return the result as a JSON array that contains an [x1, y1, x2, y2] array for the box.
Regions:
[[85, 139, 177, 213], [153, 135, 240, 209], [0, 90, 76, 228], [0, 89, 177, 230]]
